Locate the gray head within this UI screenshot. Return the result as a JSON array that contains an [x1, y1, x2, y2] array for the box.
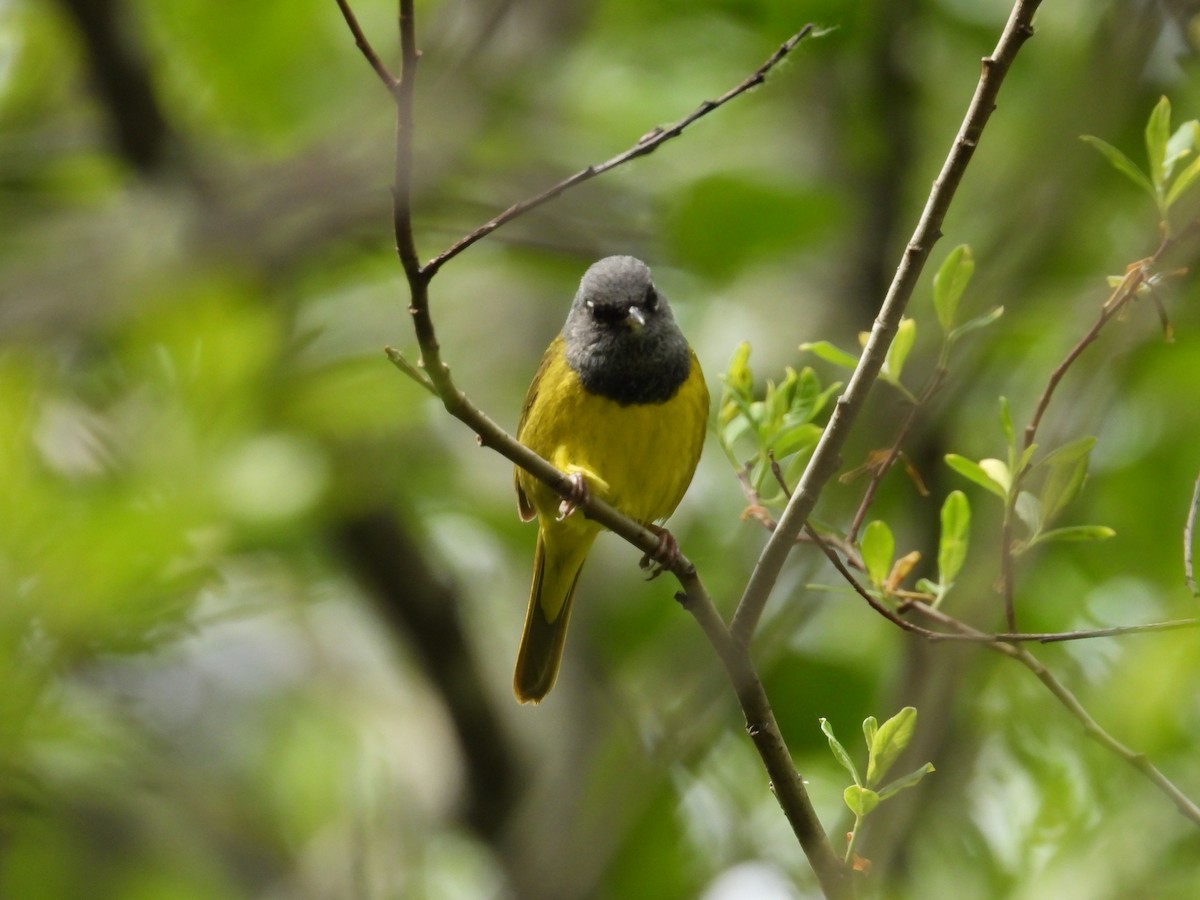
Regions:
[[562, 256, 692, 406]]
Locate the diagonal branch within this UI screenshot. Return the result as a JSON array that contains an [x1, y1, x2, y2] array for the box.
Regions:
[[730, 0, 1044, 645], [907, 602, 1200, 826], [421, 25, 817, 277], [335, 0, 400, 90]]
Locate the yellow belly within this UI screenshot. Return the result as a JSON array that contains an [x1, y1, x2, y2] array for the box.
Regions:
[[516, 341, 709, 528]]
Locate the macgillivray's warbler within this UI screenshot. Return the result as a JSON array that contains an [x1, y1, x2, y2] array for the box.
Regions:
[[513, 256, 709, 703]]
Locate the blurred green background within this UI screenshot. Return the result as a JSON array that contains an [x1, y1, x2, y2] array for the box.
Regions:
[[3, 0, 1200, 897]]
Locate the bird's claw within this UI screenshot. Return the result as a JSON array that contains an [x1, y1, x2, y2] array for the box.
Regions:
[[556, 472, 589, 521], [639, 524, 680, 580]]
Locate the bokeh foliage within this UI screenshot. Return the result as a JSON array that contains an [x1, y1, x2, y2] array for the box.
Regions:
[[3, 0, 1200, 897]]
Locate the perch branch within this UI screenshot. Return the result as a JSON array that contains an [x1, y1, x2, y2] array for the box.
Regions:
[[336, 4, 849, 894]]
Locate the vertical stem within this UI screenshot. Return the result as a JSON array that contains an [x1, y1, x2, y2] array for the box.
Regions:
[[730, 0, 1043, 645]]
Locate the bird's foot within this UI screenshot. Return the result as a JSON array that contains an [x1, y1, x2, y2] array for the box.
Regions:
[[639, 524, 680, 580], [556, 472, 589, 521]]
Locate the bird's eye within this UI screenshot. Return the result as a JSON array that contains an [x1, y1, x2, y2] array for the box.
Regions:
[[644, 286, 659, 311]]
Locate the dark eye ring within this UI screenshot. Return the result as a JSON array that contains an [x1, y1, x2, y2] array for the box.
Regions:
[[644, 286, 659, 311]]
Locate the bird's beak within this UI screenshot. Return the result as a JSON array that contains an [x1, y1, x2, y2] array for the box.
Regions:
[[625, 306, 646, 330]]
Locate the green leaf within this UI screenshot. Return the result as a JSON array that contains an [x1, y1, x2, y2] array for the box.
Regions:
[[770, 422, 823, 460], [1000, 397, 1015, 450], [1032, 525, 1116, 545], [867, 706, 917, 787], [861, 520, 895, 589], [932, 244, 974, 333], [1080, 135, 1156, 197], [947, 306, 1004, 343], [725, 341, 753, 396], [1014, 490, 1042, 535], [877, 762, 936, 801], [1146, 95, 1172, 189], [1164, 120, 1197, 179], [1016, 442, 1039, 476], [719, 414, 752, 451], [862, 716, 878, 748], [883, 318, 916, 385], [938, 490, 970, 584], [1165, 154, 1200, 209], [978, 458, 1012, 495], [945, 454, 1008, 499], [1039, 437, 1095, 523], [844, 785, 880, 817], [800, 341, 859, 371], [1037, 435, 1096, 469], [821, 718, 861, 784]]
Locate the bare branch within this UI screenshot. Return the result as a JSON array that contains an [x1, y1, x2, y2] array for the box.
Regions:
[[421, 25, 817, 277], [1187, 467, 1200, 595], [907, 602, 1200, 827], [335, 0, 400, 91], [675, 576, 849, 898], [730, 0, 1044, 645]]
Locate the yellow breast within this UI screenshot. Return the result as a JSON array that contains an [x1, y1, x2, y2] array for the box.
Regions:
[[516, 338, 709, 527]]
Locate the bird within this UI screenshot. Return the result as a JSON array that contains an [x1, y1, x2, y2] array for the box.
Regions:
[[513, 256, 709, 703]]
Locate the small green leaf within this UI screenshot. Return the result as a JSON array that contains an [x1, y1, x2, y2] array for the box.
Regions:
[[1039, 437, 1095, 524], [1081, 135, 1156, 197], [1146, 95, 1172, 188], [861, 520, 895, 589], [1000, 397, 1015, 450], [800, 341, 860, 371], [914, 577, 939, 596], [978, 458, 1012, 495], [1032, 525, 1116, 545], [725, 341, 753, 395], [1164, 120, 1197, 179], [867, 706, 917, 787], [821, 718, 861, 784], [877, 762, 936, 801], [1015, 490, 1042, 535], [1037, 435, 1096, 469], [938, 490, 970, 584], [945, 454, 1008, 499], [1165, 154, 1200, 209], [883, 318, 916, 385], [862, 716, 878, 748], [720, 414, 752, 451], [844, 785, 880, 817], [1016, 442, 1039, 476], [947, 306, 1004, 343], [932, 245, 974, 333], [770, 422, 823, 460]]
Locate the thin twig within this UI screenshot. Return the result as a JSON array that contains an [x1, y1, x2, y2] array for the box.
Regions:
[[1187, 467, 1200, 595], [1002, 227, 1198, 628], [813, 532, 1200, 645], [384, 345, 438, 395], [335, 0, 399, 91], [994, 619, 1200, 643], [906, 602, 1200, 827], [846, 366, 948, 543], [421, 25, 817, 277], [730, 0, 1044, 646]]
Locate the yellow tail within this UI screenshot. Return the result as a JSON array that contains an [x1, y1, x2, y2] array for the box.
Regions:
[[513, 528, 595, 703]]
